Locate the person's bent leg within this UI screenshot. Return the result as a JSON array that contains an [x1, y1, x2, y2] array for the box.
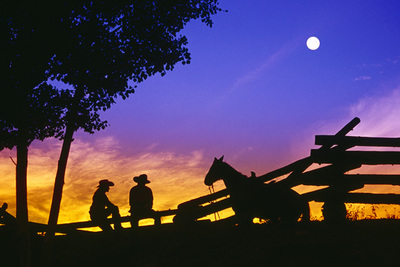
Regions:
[[152, 210, 161, 226], [91, 213, 113, 232], [130, 214, 139, 228], [110, 206, 123, 230]]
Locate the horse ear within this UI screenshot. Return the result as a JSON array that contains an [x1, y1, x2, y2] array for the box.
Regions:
[[218, 155, 224, 161]]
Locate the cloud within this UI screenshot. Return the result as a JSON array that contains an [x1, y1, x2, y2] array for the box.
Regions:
[[349, 88, 400, 137], [3, 87, 400, 224], [0, 137, 211, 224], [387, 56, 400, 65], [228, 41, 298, 94], [354, 76, 371, 81], [298, 87, 400, 139], [289, 86, 400, 188]]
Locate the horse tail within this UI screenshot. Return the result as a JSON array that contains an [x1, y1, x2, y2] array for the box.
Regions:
[[301, 201, 310, 222]]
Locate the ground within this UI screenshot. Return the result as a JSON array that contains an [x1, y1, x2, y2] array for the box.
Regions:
[[1, 219, 400, 266]]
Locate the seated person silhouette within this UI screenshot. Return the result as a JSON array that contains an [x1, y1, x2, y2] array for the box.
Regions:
[[0, 203, 17, 226], [130, 174, 161, 227], [89, 179, 122, 231]]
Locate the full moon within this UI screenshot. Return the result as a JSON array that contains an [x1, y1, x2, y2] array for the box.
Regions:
[[306, 36, 320, 50]]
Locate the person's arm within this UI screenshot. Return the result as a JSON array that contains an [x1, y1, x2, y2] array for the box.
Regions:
[[149, 188, 154, 209], [129, 188, 133, 207], [104, 194, 116, 209]]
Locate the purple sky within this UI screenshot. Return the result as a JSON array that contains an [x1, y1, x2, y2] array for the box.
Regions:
[[2, 0, 400, 224], [95, 0, 400, 169]]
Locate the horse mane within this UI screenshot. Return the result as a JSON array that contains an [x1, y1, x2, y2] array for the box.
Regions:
[[221, 161, 248, 180]]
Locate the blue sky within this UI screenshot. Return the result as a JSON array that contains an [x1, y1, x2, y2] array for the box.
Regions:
[[96, 0, 400, 168], [2, 0, 400, 223]]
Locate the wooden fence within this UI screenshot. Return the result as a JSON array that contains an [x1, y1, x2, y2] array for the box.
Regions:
[[175, 117, 400, 222], [2, 117, 400, 232]]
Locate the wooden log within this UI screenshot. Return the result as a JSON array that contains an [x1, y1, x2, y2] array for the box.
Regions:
[[334, 117, 361, 137], [200, 198, 232, 216], [177, 189, 229, 209], [255, 157, 312, 183], [302, 163, 361, 177], [342, 193, 400, 204], [315, 136, 400, 147], [345, 174, 400, 185], [318, 117, 361, 151], [306, 192, 400, 205], [302, 174, 400, 186], [299, 163, 361, 184], [55, 220, 98, 232], [269, 117, 361, 186], [174, 198, 232, 222], [257, 117, 361, 184], [29, 222, 50, 232], [301, 184, 365, 202], [54, 209, 178, 233], [310, 150, 400, 165]]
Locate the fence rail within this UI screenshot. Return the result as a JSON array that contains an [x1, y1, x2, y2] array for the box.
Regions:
[[3, 117, 400, 231]]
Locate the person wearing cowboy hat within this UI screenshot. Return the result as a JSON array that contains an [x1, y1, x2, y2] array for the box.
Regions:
[[129, 174, 160, 227], [89, 179, 122, 231]]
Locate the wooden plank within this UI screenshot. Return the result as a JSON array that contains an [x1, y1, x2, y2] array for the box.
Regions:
[[316, 136, 400, 147], [345, 174, 400, 185], [56, 220, 97, 231], [308, 192, 400, 205], [278, 118, 361, 186], [311, 150, 400, 165], [174, 198, 232, 222], [255, 157, 312, 183], [301, 163, 362, 180], [302, 174, 400, 186], [343, 193, 400, 204], [278, 162, 361, 188], [177, 189, 229, 208], [334, 117, 361, 137], [302, 188, 400, 204], [318, 117, 361, 151], [301, 184, 365, 201], [55, 209, 178, 232], [257, 118, 361, 184], [200, 198, 232, 216]]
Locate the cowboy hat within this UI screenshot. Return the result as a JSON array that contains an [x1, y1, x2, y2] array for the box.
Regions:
[[133, 174, 150, 184], [97, 179, 114, 188]]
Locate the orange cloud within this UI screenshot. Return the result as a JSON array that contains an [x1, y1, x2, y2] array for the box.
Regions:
[[0, 137, 213, 225], [2, 88, 400, 226]]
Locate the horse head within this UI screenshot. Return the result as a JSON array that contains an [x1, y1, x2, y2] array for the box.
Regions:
[[204, 156, 225, 186]]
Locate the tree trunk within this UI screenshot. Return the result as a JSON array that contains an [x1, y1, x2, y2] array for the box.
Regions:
[[16, 143, 28, 223], [16, 142, 31, 267], [42, 87, 83, 266], [41, 124, 75, 267], [46, 86, 83, 236], [46, 125, 75, 235]]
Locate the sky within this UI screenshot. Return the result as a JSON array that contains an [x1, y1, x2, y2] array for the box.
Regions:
[[2, 0, 400, 226]]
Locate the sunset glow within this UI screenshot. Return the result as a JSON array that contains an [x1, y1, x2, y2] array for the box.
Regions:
[[3, 89, 400, 226], [2, 0, 400, 229]]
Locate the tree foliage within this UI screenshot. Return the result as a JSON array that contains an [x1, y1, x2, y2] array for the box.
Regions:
[[1, 0, 223, 139], [1, 0, 223, 236]]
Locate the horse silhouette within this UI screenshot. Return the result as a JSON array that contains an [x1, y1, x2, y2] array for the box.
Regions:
[[204, 156, 310, 224]]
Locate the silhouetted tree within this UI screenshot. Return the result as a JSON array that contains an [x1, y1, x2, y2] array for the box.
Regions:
[[2, 1, 223, 264], [0, 2, 71, 224], [1, 4, 76, 264], [1, 84, 71, 266], [45, 0, 223, 237]]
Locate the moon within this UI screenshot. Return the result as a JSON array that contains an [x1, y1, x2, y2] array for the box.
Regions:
[[306, 36, 320, 50]]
